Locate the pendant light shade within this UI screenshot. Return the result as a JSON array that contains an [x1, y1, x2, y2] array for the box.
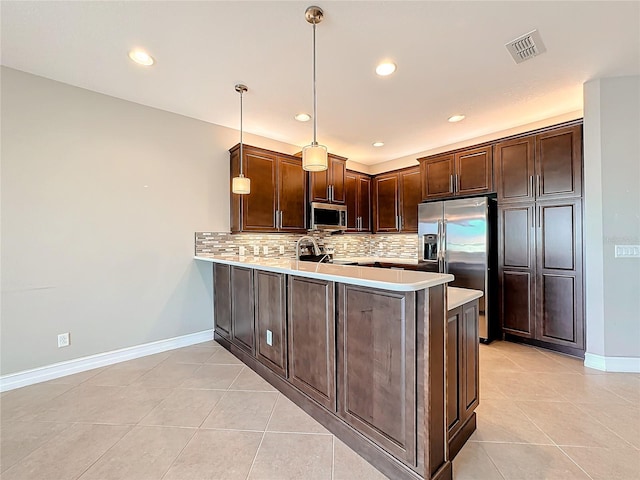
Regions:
[[232, 84, 250, 195], [302, 6, 328, 172]]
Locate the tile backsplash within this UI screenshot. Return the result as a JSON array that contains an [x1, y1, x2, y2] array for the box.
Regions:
[[195, 231, 418, 259]]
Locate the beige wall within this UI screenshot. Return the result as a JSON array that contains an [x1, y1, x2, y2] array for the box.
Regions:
[[584, 76, 640, 359], [0, 67, 298, 375]]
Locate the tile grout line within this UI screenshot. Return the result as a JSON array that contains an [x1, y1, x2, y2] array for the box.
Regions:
[[567, 399, 638, 450], [244, 392, 280, 480], [158, 424, 199, 480]]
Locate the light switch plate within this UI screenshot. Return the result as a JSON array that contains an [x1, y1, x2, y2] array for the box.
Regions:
[[239, 246, 246, 256], [254, 246, 259, 256], [615, 245, 640, 258], [266, 329, 273, 346], [279, 246, 285, 254], [263, 246, 269, 255]]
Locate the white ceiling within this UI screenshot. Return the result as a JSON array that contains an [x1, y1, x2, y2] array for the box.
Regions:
[[2, 1, 639, 165]]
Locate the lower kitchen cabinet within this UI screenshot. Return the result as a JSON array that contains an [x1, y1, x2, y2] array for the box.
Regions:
[[213, 264, 256, 354], [498, 199, 584, 354], [254, 270, 287, 377], [337, 284, 417, 466], [446, 300, 479, 452], [287, 276, 336, 411]]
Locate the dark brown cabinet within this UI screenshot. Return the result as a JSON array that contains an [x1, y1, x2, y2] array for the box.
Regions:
[[230, 144, 307, 233], [254, 270, 287, 377], [446, 300, 480, 446], [337, 284, 416, 466], [287, 276, 336, 411], [495, 125, 582, 203], [499, 199, 584, 352], [345, 170, 372, 232], [372, 166, 420, 233], [309, 154, 347, 204], [419, 146, 493, 201], [213, 264, 256, 354]]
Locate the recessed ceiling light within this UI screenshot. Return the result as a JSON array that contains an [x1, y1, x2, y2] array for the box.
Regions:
[[294, 113, 311, 122], [372, 142, 385, 147], [448, 114, 466, 123], [128, 49, 154, 66], [375, 62, 397, 76]]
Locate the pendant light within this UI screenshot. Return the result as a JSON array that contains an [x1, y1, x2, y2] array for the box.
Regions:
[[232, 84, 251, 194], [302, 6, 328, 172]]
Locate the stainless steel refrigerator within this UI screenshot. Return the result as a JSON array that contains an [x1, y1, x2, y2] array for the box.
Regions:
[[418, 196, 496, 342]]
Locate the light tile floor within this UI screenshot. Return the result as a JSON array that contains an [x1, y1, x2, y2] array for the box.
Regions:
[[1, 341, 638, 480]]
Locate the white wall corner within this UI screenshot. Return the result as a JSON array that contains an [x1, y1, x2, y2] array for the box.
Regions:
[[0, 329, 214, 392], [584, 353, 640, 373]]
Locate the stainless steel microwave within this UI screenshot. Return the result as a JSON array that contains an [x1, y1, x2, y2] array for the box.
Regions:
[[310, 202, 347, 231]]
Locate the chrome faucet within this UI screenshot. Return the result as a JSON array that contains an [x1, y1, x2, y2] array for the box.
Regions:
[[296, 235, 321, 257]]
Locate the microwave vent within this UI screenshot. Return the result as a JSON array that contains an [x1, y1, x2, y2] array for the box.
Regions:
[[505, 29, 546, 64]]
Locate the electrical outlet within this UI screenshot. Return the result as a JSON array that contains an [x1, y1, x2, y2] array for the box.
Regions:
[[343, 243, 347, 250], [253, 246, 259, 256], [239, 246, 246, 256], [279, 245, 285, 255], [57, 332, 70, 348], [266, 329, 273, 346], [263, 246, 269, 255]]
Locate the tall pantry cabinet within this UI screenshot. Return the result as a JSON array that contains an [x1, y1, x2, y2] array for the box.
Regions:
[[495, 124, 584, 355]]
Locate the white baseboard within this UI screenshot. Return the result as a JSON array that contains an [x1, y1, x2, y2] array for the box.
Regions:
[[584, 353, 640, 372], [0, 329, 214, 392]]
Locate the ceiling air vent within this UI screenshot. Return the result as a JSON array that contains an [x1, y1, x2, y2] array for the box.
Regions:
[[505, 29, 546, 64]]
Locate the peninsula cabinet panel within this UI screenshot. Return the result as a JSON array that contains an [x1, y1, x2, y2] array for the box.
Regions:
[[230, 266, 255, 355], [421, 154, 455, 200], [254, 270, 287, 377], [287, 276, 336, 411], [213, 264, 232, 340], [373, 174, 400, 232], [461, 301, 479, 416], [337, 284, 416, 466], [446, 309, 462, 434], [455, 146, 493, 196]]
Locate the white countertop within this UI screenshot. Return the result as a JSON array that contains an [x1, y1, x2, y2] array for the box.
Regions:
[[332, 256, 419, 265], [448, 287, 483, 311], [194, 255, 453, 292]]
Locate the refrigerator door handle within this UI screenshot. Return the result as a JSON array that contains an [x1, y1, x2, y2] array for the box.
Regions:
[[441, 219, 447, 273]]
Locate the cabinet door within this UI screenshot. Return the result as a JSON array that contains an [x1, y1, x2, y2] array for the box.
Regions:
[[330, 156, 346, 204], [337, 284, 416, 466], [242, 149, 278, 231], [420, 154, 455, 200], [455, 146, 493, 195], [277, 155, 306, 232], [287, 276, 336, 411], [345, 172, 358, 231], [535, 125, 582, 200], [230, 266, 255, 355], [254, 270, 287, 377], [498, 204, 536, 337], [373, 174, 399, 232], [399, 167, 421, 232], [213, 264, 232, 340], [309, 167, 330, 203], [495, 136, 535, 203], [358, 175, 372, 232], [461, 300, 479, 418], [446, 307, 462, 435], [536, 199, 583, 348]]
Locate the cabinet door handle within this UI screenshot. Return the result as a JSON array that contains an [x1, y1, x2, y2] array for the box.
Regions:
[[331, 185, 334, 202], [450, 175, 454, 193], [537, 207, 541, 228], [456, 174, 459, 193], [530, 175, 534, 197], [327, 186, 331, 201], [275, 211, 278, 229], [400, 216, 403, 230], [536, 175, 541, 198], [280, 211, 283, 229]]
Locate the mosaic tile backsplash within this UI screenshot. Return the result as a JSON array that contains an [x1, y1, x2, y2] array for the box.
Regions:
[[195, 232, 418, 259]]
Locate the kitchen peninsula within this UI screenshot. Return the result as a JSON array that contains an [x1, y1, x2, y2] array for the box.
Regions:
[[195, 255, 481, 480]]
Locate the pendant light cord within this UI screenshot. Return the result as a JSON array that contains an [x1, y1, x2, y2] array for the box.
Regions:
[[239, 89, 244, 176], [312, 20, 317, 146]]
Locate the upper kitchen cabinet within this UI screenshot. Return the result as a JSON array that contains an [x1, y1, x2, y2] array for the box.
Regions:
[[373, 166, 420, 233], [419, 146, 493, 201], [495, 124, 582, 203], [230, 144, 307, 233], [309, 154, 347, 204], [345, 170, 372, 232]]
